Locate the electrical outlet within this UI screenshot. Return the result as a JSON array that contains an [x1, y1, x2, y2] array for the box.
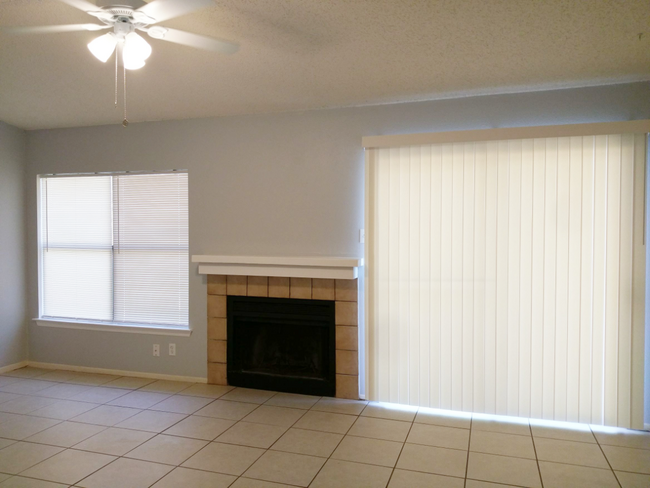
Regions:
[[153, 344, 160, 357], [169, 343, 176, 356]]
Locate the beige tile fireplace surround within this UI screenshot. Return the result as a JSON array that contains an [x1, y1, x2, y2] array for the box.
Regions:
[[206, 275, 360, 399]]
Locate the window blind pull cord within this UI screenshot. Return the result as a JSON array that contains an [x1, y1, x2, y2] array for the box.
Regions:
[[45, 178, 49, 253], [116, 176, 120, 254], [642, 135, 650, 246]]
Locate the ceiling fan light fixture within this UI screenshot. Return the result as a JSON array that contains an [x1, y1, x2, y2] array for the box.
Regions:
[[7, 0, 241, 124], [122, 51, 145, 70], [123, 31, 151, 62], [88, 32, 117, 62], [122, 33, 150, 70]]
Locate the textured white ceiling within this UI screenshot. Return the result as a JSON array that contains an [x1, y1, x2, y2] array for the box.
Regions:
[[1, 0, 649, 130]]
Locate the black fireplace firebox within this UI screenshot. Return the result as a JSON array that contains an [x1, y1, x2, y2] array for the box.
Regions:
[[227, 296, 336, 397]]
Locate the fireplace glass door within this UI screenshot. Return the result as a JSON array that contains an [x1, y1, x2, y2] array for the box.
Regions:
[[227, 296, 336, 396]]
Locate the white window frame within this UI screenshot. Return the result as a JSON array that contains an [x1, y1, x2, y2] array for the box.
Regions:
[[34, 170, 191, 337]]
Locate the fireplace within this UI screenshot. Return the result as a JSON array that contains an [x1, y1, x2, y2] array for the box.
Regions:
[[201, 265, 362, 399], [227, 296, 336, 396]]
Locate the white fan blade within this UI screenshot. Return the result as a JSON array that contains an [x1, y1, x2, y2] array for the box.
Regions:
[[3, 24, 109, 35], [151, 27, 239, 54], [137, 0, 213, 23], [57, 0, 99, 13]]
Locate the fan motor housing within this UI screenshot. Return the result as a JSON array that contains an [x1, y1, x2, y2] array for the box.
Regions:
[[113, 19, 134, 36]]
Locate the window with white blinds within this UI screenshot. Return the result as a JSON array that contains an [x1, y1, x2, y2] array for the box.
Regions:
[[39, 171, 188, 328], [365, 133, 647, 429]]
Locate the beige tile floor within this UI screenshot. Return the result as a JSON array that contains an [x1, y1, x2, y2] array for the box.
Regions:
[[0, 367, 648, 487]]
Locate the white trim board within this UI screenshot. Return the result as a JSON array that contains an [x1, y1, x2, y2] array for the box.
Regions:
[[34, 318, 192, 337], [192, 255, 364, 280], [27, 361, 207, 383], [0, 361, 29, 374]]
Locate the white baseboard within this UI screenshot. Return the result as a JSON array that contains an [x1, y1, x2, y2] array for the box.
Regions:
[[0, 361, 29, 374], [27, 361, 207, 384]]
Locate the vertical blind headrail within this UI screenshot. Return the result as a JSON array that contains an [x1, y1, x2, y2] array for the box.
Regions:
[[362, 121, 650, 149]]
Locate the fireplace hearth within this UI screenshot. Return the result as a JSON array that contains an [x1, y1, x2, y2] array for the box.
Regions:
[[227, 296, 336, 396]]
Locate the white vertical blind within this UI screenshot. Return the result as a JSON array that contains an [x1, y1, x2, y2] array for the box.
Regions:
[[40, 172, 188, 328], [365, 134, 647, 428]]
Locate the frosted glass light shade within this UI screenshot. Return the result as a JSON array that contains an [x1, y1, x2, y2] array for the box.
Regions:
[[123, 53, 145, 70], [123, 32, 151, 70], [88, 33, 117, 62]]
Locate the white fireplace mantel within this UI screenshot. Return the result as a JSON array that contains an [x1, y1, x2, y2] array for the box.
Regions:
[[191, 255, 364, 280]]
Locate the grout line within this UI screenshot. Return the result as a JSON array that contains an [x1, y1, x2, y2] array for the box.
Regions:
[[529, 422, 544, 488], [590, 425, 623, 488], [73, 455, 124, 487], [384, 415, 417, 487], [463, 415, 473, 488], [248, 398, 325, 486], [303, 407, 375, 487]]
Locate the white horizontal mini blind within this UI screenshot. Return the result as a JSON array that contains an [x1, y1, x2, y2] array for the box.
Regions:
[[41, 176, 113, 321], [113, 173, 189, 326], [40, 172, 188, 328], [365, 134, 647, 428]]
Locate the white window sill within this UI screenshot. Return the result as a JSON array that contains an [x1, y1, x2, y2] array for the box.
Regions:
[[34, 318, 192, 337]]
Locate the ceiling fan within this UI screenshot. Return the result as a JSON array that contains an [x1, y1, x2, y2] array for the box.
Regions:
[[5, 0, 239, 125]]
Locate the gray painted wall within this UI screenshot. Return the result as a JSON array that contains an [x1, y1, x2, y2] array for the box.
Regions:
[[0, 121, 27, 368], [25, 83, 650, 389]]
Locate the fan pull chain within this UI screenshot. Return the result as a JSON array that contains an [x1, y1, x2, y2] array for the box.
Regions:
[[122, 64, 128, 127]]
